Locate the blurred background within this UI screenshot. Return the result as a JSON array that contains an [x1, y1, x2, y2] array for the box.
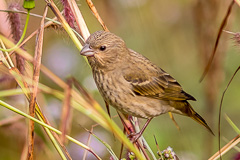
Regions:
[[0, 0, 240, 159]]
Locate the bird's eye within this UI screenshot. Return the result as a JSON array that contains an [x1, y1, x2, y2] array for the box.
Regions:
[[99, 46, 106, 51]]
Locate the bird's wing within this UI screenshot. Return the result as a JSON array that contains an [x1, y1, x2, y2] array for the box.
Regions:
[[123, 68, 196, 101]]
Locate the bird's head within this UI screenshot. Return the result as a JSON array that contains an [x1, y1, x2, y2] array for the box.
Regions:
[[80, 31, 128, 69]]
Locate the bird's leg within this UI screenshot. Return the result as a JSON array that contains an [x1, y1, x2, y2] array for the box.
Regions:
[[118, 112, 135, 134], [129, 117, 153, 142]]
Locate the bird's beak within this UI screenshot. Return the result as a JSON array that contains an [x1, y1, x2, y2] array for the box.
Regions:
[[80, 44, 95, 57]]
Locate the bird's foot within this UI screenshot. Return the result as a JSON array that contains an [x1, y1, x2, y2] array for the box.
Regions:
[[128, 132, 141, 143]]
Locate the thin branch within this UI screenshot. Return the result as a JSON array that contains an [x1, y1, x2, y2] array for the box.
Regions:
[[218, 66, 240, 160], [209, 134, 240, 160], [60, 78, 73, 143], [86, 0, 109, 31], [27, 6, 48, 160], [199, 0, 235, 82], [83, 127, 93, 160]]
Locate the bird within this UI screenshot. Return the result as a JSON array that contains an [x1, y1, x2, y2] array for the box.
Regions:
[[80, 30, 214, 140]]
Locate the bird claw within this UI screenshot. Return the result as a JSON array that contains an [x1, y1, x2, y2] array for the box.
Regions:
[[128, 132, 141, 143]]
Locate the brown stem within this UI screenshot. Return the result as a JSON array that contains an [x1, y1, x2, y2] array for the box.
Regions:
[[86, 0, 109, 31], [60, 78, 73, 143], [27, 6, 49, 160]]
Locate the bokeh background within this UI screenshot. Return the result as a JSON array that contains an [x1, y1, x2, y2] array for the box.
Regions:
[[0, 0, 240, 159]]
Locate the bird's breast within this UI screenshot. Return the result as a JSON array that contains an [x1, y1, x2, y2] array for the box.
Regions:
[[93, 69, 132, 107]]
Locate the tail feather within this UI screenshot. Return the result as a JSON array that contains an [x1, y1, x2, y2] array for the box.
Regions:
[[191, 111, 214, 135], [188, 105, 214, 135], [172, 101, 214, 135]]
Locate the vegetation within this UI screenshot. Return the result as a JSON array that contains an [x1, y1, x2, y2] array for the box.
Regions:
[[0, 0, 240, 159]]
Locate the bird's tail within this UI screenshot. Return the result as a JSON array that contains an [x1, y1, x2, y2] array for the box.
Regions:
[[172, 101, 214, 135], [188, 104, 214, 135]]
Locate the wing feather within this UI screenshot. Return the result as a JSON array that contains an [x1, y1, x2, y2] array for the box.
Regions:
[[123, 68, 196, 101]]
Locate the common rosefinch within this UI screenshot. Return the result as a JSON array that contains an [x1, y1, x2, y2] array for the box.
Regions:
[[80, 31, 213, 139]]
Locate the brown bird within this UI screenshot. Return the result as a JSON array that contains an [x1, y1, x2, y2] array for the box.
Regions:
[[80, 30, 214, 140]]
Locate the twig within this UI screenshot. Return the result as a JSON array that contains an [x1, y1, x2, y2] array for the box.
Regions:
[[209, 134, 240, 160], [154, 135, 164, 160], [217, 66, 240, 160], [130, 117, 151, 160], [199, 0, 235, 82], [222, 136, 240, 152], [60, 78, 73, 143], [27, 6, 48, 160], [83, 127, 93, 160], [118, 113, 150, 160], [86, 0, 109, 31]]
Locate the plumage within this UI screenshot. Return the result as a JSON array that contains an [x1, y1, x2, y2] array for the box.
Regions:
[[80, 30, 213, 135]]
